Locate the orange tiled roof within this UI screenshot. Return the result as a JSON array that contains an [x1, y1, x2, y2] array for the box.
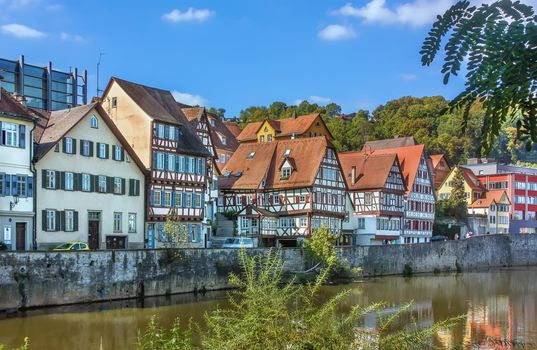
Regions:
[[430, 154, 447, 169], [362, 136, 417, 151], [219, 137, 331, 190], [459, 167, 486, 191], [236, 113, 323, 141], [339, 152, 405, 191], [469, 190, 510, 208], [223, 121, 242, 137], [358, 144, 425, 196]]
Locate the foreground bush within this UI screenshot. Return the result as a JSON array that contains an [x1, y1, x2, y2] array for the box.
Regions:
[[137, 249, 462, 350]]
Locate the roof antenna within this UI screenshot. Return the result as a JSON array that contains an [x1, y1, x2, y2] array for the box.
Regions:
[[96, 52, 106, 97]]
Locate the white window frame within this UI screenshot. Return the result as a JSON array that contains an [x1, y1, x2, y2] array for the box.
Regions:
[[82, 140, 90, 156], [46, 170, 56, 189], [82, 174, 91, 192], [65, 210, 74, 232], [90, 115, 99, 128], [113, 212, 122, 233], [128, 213, 137, 233], [164, 191, 172, 207], [114, 146, 122, 161], [17, 175, 27, 197], [65, 138, 73, 154], [46, 210, 56, 231], [114, 177, 122, 194], [64, 172, 74, 191], [98, 175, 107, 193], [98, 143, 107, 158], [2, 122, 18, 147], [167, 154, 175, 172]]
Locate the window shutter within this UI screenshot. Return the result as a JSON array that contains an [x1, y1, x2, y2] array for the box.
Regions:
[[11, 175, 18, 196], [192, 194, 196, 208], [96, 142, 101, 157], [74, 211, 79, 231], [164, 125, 169, 139], [73, 173, 80, 191], [60, 172, 65, 190], [19, 125, 26, 148], [90, 175, 96, 192], [112, 146, 117, 160], [107, 177, 113, 193], [59, 211, 66, 231], [175, 127, 180, 141], [41, 210, 47, 231], [55, 171, 61, 190], [121, 179, 126, 195], [182, 193, 187, 207], [149, 190, 154, 206], [175, 156, 180, 172], [72, 138, 77, 154], [121, 148, 125, 161], [79, 140, 84, 155], [135, 180, 140, 196], [171, 192, 176, 206], [128, 179, 133, 196], [105, 144, 109, 159], [188, 224, 193, 242], [89, 141, 94, 156], [164, 155, 168, 170], [62, 138, 67, 153], [28, 177, 33, 197], [42, 169, 47, 188], [152, 152, 157, 169], [197, 224, 202, 242], [55, 211, 61, 231]]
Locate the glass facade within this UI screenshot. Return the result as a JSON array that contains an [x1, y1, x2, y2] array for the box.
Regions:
[[0, 56, 87, 111]]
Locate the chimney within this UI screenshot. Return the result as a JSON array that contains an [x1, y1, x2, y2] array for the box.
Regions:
[[12, 92, 27, 106], [351, 166, 356, 185]]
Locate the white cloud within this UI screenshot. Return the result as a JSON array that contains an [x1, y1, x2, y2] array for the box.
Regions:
[[163, 7, 214, 23], [172, 91, 208, 106], [318, 24, 356, 41], [1, 23, 45, 38], [293, 96, 333, 105], [399, 73, 416, 81], [332, 0, 454, 27], [60, 31, 84, 43]]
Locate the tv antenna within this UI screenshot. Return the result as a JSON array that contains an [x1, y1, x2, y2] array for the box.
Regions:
[[96, 52, 106, 97]]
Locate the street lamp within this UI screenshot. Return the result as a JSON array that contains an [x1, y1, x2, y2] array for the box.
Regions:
[[9, 195, 19, 211]]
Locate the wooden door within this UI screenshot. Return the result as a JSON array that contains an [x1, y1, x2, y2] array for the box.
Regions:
[[88, 220, 100, 250], [15, 223, 26, 251]]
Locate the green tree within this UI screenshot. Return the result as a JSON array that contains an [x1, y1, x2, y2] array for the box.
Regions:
[[421, 0, 537, 153]]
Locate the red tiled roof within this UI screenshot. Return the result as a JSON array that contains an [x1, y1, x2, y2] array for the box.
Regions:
[[430, 154, 447, 169], [219, 137, 331, 190], [362, 136, 418, 151], [236, 113, 324, 141], [359, 144, 425, 196], [469, 190, 510, 208], [224, 121, 242, 137], [0, 88, 36, 121], [459, 167, 486, 192], [338, 152, 405, 191]]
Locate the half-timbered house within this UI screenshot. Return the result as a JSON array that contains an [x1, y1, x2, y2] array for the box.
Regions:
[[360, 142, 436, 243], [236, 113, 333, 144], [100, 78, 212, 248], [339, 152, 406, 245], [33, 103, 147, 249], [219, 137, 347, 247]]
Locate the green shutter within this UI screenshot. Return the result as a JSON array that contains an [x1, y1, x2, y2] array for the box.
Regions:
[[74, 211, 79, 231], [73, 173, 80, 191], [121, 148, 125, 161], [72, 139, 77, 154], [105, 144, 110, 159], [55, 171, 61, 190], [121, 178, 126, 195], [42, 210, 47, 231], [62, 138, 67, 153], [60, 211, 66, 231], [112, 146, 116, 160], [42, 169, 46, 189], [89, 141, 94, 156], [135, 180, 140, 196], [107, 177, 113, 193], [60, 172, 65, 190], [128, 179, 134, 196], [79, 140, 84, 155], [55, 211, 61, 231], [90, 175, 96, 192]]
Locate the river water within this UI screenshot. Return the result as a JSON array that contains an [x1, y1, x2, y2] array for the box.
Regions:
[[0, 267, 536, 349]]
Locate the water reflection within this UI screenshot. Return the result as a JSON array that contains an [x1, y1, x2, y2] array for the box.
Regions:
[[0, 267, 536, 349]]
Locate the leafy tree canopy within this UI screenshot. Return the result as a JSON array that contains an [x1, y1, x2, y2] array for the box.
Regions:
[[421, 0, 537, 153]]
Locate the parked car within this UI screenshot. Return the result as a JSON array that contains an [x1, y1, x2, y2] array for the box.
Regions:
[[52, 242, 90, 251], [430, 235, 448, 242], [222, 237, 255, 248]]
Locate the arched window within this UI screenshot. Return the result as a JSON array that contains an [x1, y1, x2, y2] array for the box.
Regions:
[[90, 115, 98, 129]]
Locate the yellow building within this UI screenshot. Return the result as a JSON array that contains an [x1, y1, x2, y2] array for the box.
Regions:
[[468, 190, 511, 234], [236, 113, 333, 143], [437, 166, 486, 205]]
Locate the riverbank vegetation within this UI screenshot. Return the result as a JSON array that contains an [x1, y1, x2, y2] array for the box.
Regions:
[[137, 230, 462, 350]]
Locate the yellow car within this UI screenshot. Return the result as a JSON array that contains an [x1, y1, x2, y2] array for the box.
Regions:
[[52, 242, 90, 251]]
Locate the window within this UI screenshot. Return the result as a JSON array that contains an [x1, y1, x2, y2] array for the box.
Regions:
[[260, 135, 265, 142], [98, 143, 107, 158], [364, 193, 372, 205], [284, 149, 291, 157], [82, 174, 91, 192], [241, 216, 250, 228], [281, 167, 291, 179], [210, 119, 216, 127], [153, 190, 162, 206], [46, 210, 56, 231], [186, 193, 192, 207], [65, 210, 74, 231], [300, 218, 308, 227], [168, 126, 175, 140], [268, 134, 273, 141], [175, 191, 183, 207], [156, 153, 165, 170], [98, 175, 107, 193], [114, 146, 122, 161], [64, 172, 74, 191], [220, 154, 226, 163], [221, 136, 227, 145], [357, 218, 365, 229], [195, 193, 201, 208], [90, 115, 99, 128], [247, 152, 255, 160], [167, 154, 175, 171], [114, 177, 122, 194], [64, 137, 74, 154], [273, 194, 280, 204], [157, 124, 165, 138], [164, 191, 172, 207], [515, 181, 527, 190], [46, 170, 56, 189], [128, 213, 137, 233], [188, 157, 195, 173], [1, 122, 18, 147], [17, 175, 27, 196], [82, 140, 91, 156], [111, 98, 117, 108], [113, 212, 122, 232]]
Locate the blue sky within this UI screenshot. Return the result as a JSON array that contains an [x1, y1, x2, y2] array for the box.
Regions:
[[1, 0, 534, 117]]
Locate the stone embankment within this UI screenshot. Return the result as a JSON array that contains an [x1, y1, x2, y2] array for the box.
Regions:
[[0, 234, 536, 312]]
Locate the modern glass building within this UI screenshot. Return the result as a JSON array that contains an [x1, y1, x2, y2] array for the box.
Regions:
[[0, 55, 87, 111]]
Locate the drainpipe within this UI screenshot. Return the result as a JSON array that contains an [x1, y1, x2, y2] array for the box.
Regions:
[[30, 120, 37, 250]]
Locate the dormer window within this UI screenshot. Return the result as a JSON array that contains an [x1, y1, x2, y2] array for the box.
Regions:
[[281, 166, 291, 179], [210, 119, 216, 127], [284, 149, 291, 158], [90, 116, 98, 129], [291, 133, 297, 139], [247, 152, 255, 160], [224, 171, 231, 177], [235, 171, 243, 177], [221, 135, 227, 145], [264, 127, 268, 132]]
